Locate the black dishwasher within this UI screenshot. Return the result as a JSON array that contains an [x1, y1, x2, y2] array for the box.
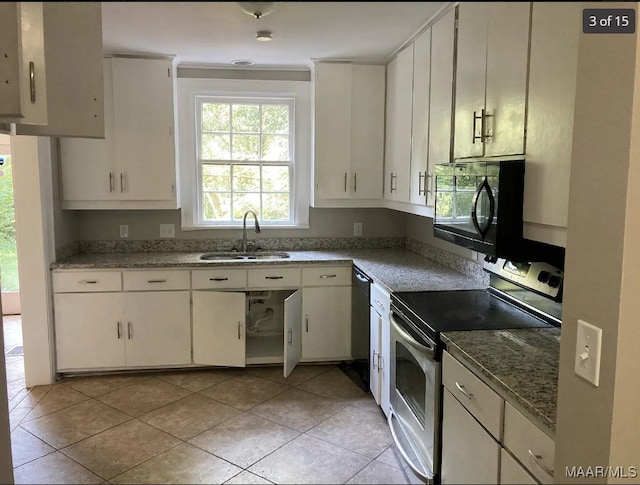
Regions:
[[340, 266, 371, 392]]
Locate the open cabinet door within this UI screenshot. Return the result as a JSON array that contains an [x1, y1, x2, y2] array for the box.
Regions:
[[283, 289, 302, 377], [193, 291, 245, 367]]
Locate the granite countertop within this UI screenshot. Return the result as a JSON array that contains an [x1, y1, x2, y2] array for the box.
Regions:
[[50, 248, 487, 293], [441, 327, 561, 438]]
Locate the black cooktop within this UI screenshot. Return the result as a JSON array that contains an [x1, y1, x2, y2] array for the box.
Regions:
[[391, 289, 552, 339]]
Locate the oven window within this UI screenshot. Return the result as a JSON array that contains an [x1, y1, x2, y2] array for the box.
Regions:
[[396, 341, 426, 427]]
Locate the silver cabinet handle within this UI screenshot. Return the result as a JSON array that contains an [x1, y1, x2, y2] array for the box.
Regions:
[[455, 382, 474, 399], [528, 449, 554, 477], [390, 173, 397, 193], [344, 172, 348, 192], [29, 61, 36, 103], [353, 173, 357, 192], [237, 321, 242, 340], [147, 279, 167, 283], [120, 173, 125, 193], [378, 354, 383, 372], [288, 328, 293, 345], [127, 322, 132, 340], [109, 172, 114, 192], [372, 350, 378, 370], [426, 174, 433, 195], [473, 110, 483, 144], [319, 274, 337, 279], [210, 277, 229, 281], [117, 322, 122, 339], [375, 300, 384, 308], [305, 314, 309, 332], [79, 280, 98, 284], [418, 171, 424, 196], [265, 276, 284, 280]]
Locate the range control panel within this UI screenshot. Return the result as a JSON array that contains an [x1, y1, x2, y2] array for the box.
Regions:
[[483, 258, 564, 300]]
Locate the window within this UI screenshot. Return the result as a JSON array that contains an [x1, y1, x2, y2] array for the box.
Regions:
[[197, 98, 293, 225], [178, 76, 310, 230]]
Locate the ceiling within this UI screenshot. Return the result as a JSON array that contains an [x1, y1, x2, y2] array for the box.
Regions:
[[101, 2, 447, 69]]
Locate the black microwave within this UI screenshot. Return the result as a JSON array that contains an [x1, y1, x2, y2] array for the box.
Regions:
[[433, 158, 525, 259]]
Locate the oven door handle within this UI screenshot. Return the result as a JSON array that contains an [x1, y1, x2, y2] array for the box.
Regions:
[[390, 312, 435, 358], [388, 409, 433, 483]]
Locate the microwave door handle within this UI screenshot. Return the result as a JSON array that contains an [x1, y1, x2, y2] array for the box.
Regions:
[[471, 182, 483, 237], [472, 177, 495, 240]]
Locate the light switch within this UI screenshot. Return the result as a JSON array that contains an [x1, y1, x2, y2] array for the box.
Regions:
[[574, 319, 602, 386], [119, 225, 129, 238], [353, 222, 363, 237], [159, 223, 175, 238]]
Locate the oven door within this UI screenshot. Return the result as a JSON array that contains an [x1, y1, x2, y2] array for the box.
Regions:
[[388, 309, 440, 484]]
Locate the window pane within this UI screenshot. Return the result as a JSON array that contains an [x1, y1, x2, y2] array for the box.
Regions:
[[202, 164, 231, 191], [232, 134, 260, 161], [261, 135, 289, 161], [202, 103, 230, 132], [233, 165, 260, 192], [232, 193, 260, 220], [262, 105, 289, 134], [202, 134, 230, 160], [232, 104, 260, 133], [262, 193, 289, 221], [436, 192, 453, 218], [203, 192, 231, 221], [262, 165, 289, 191]]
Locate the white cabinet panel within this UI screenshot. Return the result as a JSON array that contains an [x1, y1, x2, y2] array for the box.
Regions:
[[124, 291, 191, 367], [500, 448, 538, 485], [301, 266, 351, 287], [301, 286, 351, 361], [369, 306, 381, 406], [123, 269, 190, 291], [284, 289, 302, 377], [53, 270, 122, 293], [192, 268, 247, 289], [192, 290, 246, 367], [248, 267, 301, 289]]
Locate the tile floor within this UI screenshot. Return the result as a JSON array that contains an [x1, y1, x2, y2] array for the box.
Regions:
[[3, 316, 410, 484]]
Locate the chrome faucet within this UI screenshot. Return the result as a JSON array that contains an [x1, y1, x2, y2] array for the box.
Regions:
[[241, 210, 261, 252]]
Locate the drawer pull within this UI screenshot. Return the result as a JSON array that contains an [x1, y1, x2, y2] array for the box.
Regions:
[[210, 277, 229, 281], [319, 274, 337, 279], [375, 300, 384, 308], [147, 279, 167, 283], [455, 382, 474, 400], [305, 314, 309, 332], [79, 280, 98, 284], [528, 449, 554, 477], [127, 322, 132, 340], [237, 321, 242, 340], [117, 322, 122, 339], [265, 276, 284, 280]]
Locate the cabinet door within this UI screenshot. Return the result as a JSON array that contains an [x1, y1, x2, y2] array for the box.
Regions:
[[313, 63, 352, 200], [54, 292, 125, 370], [369, 306, 381, 406], [302, 286, 351, 361], [500, 449, 538, 485], [0, 3, 48, 125], [427, 7, 456, 206], [192, 290, 246, 367], [441, 389, 500, 484], [15, 2, 104, 138], [483, 2, 530, 157], [350, 64, 385, 199], [384, 56, 398, 200], [523, 2, 580, 247], [112, 57, 176, 201], [124, 291, 191, 367], [59, 58, 115, 201], [409, 27, 431, 206], [283, 289, 302, 377], [453, 2, 489, 159]]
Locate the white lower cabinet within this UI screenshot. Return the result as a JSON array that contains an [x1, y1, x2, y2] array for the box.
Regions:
[[370, 280, 391, 417], [301, 286, 351, 361], [500, 448, 537, 485]]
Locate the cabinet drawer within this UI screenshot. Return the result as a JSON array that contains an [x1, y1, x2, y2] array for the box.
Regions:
[[53, 271, 122, 293], [442, 351, 504, 439], [248, 267, 301, 288], [192, 268, 247, 289], [302, 266, 351, 286], [503, 401, 555, 484], [370, 280, 390, 317], [123, 270, 190, 291]]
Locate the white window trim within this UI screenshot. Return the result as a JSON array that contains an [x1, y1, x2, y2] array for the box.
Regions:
[[178, 77, 311, 230]]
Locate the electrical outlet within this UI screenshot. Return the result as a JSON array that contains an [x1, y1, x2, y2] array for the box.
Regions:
[[119, 225, 129, 238], [159, 223, 175, 238], [354, 222, 363, 237], [574, 319, 603, 386]]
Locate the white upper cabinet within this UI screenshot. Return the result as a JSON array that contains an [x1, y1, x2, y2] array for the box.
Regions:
[[0, 2, 48, 125], [454, 2, 530, 159], [312, 62, 385, 205], [409, 27, 431, 206], [15, 2, 104, 138], [384, 44, 414, 203], [523, 2, 580, 248], [59, 56, 179, 210], [0, 2, 104, 137]]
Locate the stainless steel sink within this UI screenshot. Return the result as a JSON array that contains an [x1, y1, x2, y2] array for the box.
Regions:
[[199, 252, 290, 261]]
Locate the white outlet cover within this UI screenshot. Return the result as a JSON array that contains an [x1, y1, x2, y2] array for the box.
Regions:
[[354, 222, 363, 237], [574, 319, 603, 386], [119, 225, 129, 238], [159, 223, 175, 238]]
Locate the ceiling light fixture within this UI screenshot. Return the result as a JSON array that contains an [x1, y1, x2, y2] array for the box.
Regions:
[[256, 31, 272, 42], [237, 2, 278, 20], [231, 59, 255, 66]]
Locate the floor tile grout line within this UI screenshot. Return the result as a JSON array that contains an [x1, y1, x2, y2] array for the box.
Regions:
[[10, 426, 58, 469], [105, 438, 187, 483]]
